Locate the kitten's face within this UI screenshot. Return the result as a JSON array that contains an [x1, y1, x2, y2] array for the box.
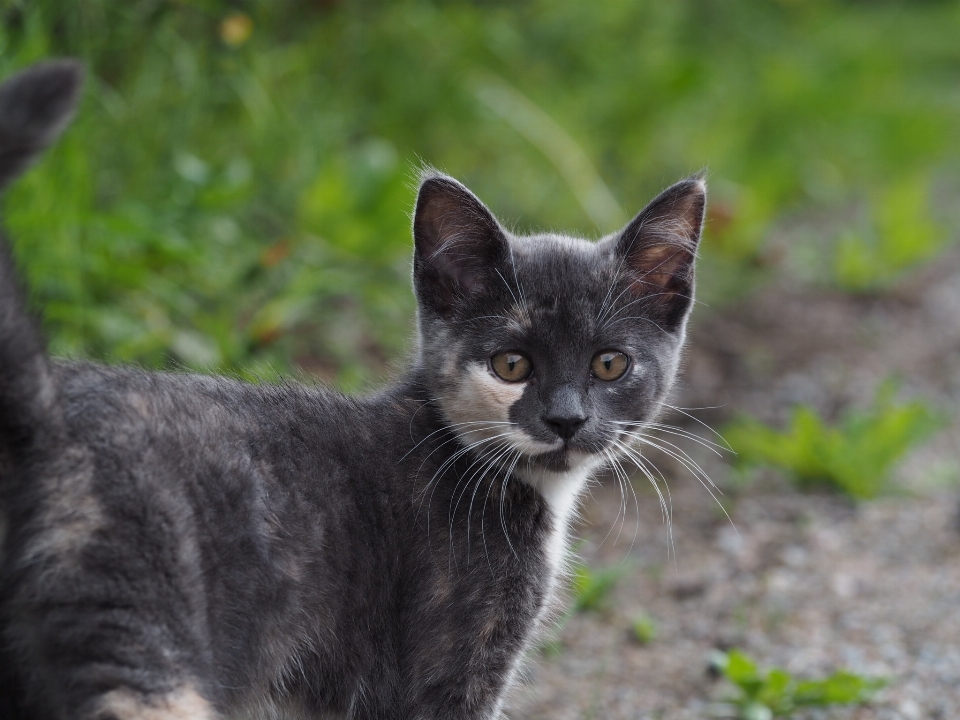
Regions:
[[412, 173, 705, 476]]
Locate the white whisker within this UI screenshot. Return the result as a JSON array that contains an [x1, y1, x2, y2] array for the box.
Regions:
[[401, 419, 515, 463], [498, 450, 523, 562], [416, 430, 517, 534], [608, 450, 642, 562], [481, 448, 524, 575], [611, 420, 730, 456], [612, 439, 675, 563], [618, 430, 719, 491], [459, 441, 517, 564], [660, 403, 735, 451], [619, 431, 738, 539]]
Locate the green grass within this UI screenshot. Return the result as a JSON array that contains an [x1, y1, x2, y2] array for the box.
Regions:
[[2, 1, 960, 382], [540, 559, 628, 656], [712, 649, 886, 719], [723, 384, 944, 500], [832, 173, 949, 292], [630, 613, 657, 645], [570, 560, 628, 613]]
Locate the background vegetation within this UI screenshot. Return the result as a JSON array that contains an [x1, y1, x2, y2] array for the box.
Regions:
[[3, 0, 959, 391]]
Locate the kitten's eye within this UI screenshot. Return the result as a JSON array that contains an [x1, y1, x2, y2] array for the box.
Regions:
[[490, 351, 533, 382], [591, 351, 629, 381]]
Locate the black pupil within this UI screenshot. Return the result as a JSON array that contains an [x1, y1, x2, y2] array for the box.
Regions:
[[507, 357, 518, 371], [603, 355, 613, 370]]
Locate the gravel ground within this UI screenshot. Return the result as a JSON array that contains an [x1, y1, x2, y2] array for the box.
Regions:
[[510, 481, 960, 719], [507, 246, 960, 719]]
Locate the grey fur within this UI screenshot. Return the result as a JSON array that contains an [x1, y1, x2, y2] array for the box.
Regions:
[[0, 61, 706, 720]]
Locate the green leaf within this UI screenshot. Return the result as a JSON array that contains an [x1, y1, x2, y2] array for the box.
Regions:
[[718, 650, 886, 718], [631, 613, 657, 645], [724, 382, 944, 500], [794, 672, 887, 705], [570, 562, 626, 612]]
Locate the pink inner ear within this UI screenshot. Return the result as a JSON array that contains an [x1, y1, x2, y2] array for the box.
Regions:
[[631, 245, 691, 290]]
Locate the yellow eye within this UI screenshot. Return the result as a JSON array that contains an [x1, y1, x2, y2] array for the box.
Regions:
[[591, 351, 629, 381], [491, 351, 533, 382]]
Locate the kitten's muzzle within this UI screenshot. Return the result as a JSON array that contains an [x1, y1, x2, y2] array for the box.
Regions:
[[541, 384, 588, 440]]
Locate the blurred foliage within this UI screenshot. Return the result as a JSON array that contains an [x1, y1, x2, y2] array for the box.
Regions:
[[711, 649, 886, 720], [570, 559, 627, 613], [2, 0, 959, 384], [539, 558, 628, 656], [833, 173, 948, 292], [723, 383, 944, 500], [630, 612, 657, 645]]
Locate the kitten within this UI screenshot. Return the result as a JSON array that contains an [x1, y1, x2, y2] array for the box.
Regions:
[[0, 61, 706, 720]]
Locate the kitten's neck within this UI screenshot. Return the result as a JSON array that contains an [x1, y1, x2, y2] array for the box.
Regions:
[[514, 458, 601, 573]]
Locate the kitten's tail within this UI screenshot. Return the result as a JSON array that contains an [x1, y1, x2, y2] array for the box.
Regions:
[[0, 60, 83, 457], [0, 60, 83, 192]]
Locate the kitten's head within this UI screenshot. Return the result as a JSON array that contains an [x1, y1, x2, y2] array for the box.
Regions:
[[411, 171, 705, 478]]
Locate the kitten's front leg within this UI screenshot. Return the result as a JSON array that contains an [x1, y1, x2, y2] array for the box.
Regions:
[[391, 572, 546, 720], [390, 454, 554, 720], [395, 658, 519, 720]]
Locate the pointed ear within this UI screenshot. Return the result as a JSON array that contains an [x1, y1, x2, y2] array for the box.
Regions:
[[615, 176, 706, 323], [413, 173, 508, 317]]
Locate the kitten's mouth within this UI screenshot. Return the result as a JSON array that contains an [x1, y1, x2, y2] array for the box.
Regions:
[[527, 443, 598, 472]]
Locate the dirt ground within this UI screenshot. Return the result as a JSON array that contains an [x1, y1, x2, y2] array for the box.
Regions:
[[508, 246, 960, 719]]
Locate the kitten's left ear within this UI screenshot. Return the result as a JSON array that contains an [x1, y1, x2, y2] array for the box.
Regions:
[[615, 175, 706, 325], [413, 173, 508, 318]]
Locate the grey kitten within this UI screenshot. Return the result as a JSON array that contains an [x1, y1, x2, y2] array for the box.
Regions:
[[0, 61, 706, 720]]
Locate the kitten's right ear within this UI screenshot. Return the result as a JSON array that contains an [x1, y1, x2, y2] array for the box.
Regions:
[[413, 173, 508, 318], [0, 59, 85, 192], [614, 175, 706, 328]]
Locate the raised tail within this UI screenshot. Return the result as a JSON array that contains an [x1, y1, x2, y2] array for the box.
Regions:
[[0, 60, 84, 459]]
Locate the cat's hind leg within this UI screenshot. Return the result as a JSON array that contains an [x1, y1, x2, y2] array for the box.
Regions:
[[2, 452, 221, 720], [91, 685, 217, 720], [3, 591, 221, 720], [4, 600, 221, 720]]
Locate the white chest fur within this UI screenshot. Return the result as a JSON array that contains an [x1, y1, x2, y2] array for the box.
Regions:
[[515, 458, 601, 576]]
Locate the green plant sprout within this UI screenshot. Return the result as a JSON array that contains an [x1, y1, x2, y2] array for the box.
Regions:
[[570, 560, 628, 613], [539, 560, 629, 656], [631, 613, 657, 645], [712, 649, 886, 719], [833, 175, 948, 292], [723, 383, 943, 500]]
